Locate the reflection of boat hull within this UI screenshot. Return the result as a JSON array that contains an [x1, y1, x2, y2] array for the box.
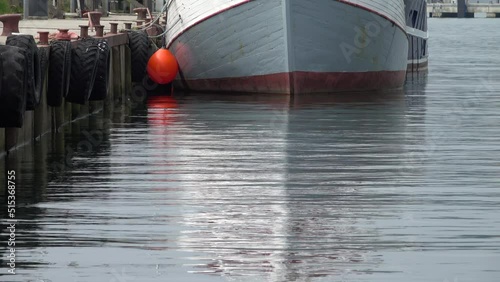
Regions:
[[166, 0, 408, 94]]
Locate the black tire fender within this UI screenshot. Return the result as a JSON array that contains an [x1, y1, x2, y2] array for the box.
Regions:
[[47, 40, 72, 107], [89, 39, 111, 101], [38, 47, 50, 87], [6, 35, 42, 110], [128, 30, 151, 82], [67, 40, 99, 105], [0, 48, 2, 94], [0, 45, 28, 128]]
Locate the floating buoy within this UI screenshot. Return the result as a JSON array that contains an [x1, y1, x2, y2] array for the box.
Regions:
[[147, 48, 178, 85]]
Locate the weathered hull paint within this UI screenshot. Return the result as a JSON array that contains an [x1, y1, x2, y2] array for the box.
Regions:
[[166, 0, 408, 94]]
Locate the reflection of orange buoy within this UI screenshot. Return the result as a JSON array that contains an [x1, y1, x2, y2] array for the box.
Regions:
[[147, 96, 179, 126], [147, 48, 179, 84], [147, 96, 178, 109]]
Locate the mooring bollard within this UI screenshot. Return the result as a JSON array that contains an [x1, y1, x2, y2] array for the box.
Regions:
[[133, 7, 148, 20], [110, 23, 118, 34], [0, 14, 22, 36], [79, 25, 89, 38], [83, 11, 102, 31], [95, 25, 104, 37], [136, 20, 144, 27], [56, 29, 72, 41], [124, 23, 132, 30], [38, 31, 50, 45]]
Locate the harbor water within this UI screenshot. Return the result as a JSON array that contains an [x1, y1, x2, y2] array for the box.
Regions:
[[1, 18, 500, 282]]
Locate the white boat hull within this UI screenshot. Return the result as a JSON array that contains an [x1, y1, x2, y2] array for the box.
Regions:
[[166, 0, 408, 94]]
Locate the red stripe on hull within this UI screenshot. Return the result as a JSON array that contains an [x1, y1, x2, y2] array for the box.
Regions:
[[176, 71, 407, 94], [291, 71, 407, 94], [177, 73, 292, 94]]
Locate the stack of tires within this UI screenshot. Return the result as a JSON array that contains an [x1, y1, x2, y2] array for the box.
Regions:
[[66, 38, 110, 105], [0, 45, 26, 128], [48, 38, 110, 106], [0, 35, 111, 128], [128, 30, 151, 83], [0, 35, 40, 128], [47, 40, 72, 107], [0, 31, 152, 128]]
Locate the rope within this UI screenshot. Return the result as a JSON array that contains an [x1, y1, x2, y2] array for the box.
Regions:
[[135, 0, 178, 48], [139, 0, 172, 34]]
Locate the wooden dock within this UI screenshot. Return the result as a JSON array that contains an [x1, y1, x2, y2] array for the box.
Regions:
[[0, 15, 152, 156]]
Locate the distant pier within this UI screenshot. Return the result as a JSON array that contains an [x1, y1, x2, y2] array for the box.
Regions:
[[428, 1, 500, 18]]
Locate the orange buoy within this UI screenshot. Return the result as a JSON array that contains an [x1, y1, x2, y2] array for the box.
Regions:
[[147, 48, 179, 85]]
